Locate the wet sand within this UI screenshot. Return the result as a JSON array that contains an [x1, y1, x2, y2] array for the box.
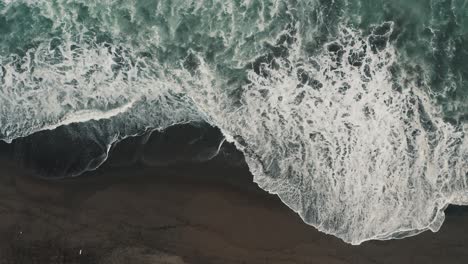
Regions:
[[0, 156, 467, 264]]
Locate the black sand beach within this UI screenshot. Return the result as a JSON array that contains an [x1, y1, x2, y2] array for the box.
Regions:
[[0, 137, 467, 264]]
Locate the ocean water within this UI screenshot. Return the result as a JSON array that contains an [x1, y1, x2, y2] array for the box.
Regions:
[[0, 0, 467, 245]]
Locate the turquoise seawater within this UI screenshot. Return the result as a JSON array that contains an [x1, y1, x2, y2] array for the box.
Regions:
[[0, 0, 467, 244]]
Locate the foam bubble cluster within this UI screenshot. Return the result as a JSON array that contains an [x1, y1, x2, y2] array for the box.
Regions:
[[187, 24, 467, 244]]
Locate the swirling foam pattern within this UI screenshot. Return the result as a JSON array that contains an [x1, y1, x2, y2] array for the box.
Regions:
[[0, 0, 467, 244]]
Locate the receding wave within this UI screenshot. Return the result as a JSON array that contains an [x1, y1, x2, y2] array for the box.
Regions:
[[0, 0, 466, 244]]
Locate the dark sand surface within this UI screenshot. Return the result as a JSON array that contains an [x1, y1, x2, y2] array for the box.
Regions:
[[0, 155, 467, 264]]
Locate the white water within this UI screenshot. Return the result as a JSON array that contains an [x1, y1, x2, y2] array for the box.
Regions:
[[184, 24, 468, 244]]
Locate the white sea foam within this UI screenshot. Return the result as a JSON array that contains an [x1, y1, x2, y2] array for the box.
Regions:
[[42, 100, 136, 131], [184, 24, 467, 244]]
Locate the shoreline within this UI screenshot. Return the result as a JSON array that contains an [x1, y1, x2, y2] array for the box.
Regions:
[[0, 156, 467, 263]]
